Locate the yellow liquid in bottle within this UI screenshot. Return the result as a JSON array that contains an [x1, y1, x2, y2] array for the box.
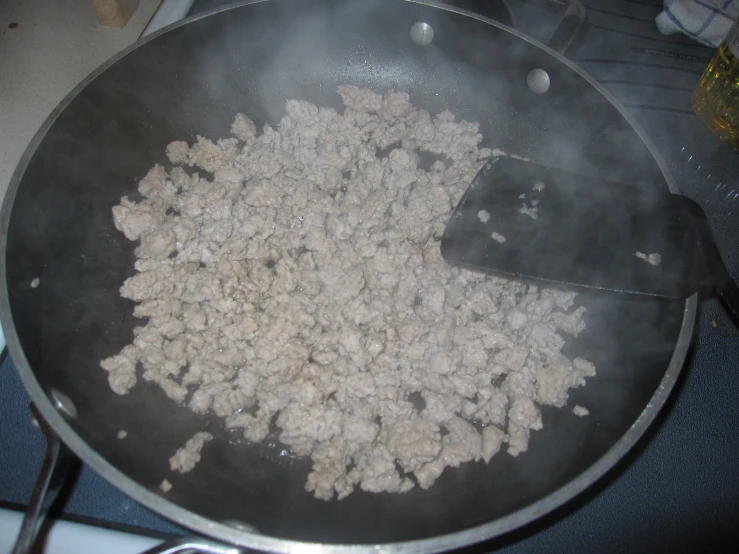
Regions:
[[692, 27, 739, 150]]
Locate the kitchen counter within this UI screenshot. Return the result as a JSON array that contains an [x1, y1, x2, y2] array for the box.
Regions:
[[0, 0, 163, 205]]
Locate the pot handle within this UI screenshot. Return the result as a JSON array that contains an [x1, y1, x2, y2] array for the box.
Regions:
[[546, 0, 586, 55], [10, 404, 76, 554]]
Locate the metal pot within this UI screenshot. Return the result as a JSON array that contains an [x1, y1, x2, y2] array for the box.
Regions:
[[0, 0, 696, 552]]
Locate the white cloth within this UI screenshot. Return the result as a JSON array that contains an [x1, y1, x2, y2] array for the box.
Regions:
[[656, 0, 738, 47]]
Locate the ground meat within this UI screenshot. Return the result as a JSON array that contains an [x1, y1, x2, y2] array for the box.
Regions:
[[481, 425, 506, 463], [101, 87, 596, 500], [231, 113, 257, 142], [160, 479, 172, 493], [635, 251, 661, 265], [169, 431, 213, 474], [117, 430, 128, 439], [100, 345, 138, 395], [491, 232, 506, 244], [519, 203, 539, 220], [477, 210, 491, 223], [573, 405, 590, 417], [166, 141, 190, 164]]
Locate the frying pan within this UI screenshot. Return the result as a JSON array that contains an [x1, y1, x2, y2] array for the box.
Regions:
[[0, 0, 696, 552]]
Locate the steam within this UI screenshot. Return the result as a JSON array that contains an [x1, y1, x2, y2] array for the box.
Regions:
[[172, 0, 683, 300], [174, 0, 684, 408]]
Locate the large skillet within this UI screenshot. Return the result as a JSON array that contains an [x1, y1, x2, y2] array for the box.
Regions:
[[0, 0, 696, 552]]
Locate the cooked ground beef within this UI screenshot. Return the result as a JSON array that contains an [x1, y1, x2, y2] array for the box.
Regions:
[[101, 86, 595, 500], [635, 251, 662, 266]]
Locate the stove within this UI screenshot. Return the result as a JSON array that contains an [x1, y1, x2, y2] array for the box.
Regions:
[[2, 0, 738, 552]]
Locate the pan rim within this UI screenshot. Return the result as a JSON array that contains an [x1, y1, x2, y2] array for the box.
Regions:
[[0, 0, 697, 552]]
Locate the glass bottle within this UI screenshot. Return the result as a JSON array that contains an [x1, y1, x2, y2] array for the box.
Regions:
[[692, 17, 739, 150]]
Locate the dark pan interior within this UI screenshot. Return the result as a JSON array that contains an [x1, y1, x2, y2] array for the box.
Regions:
[[4, 0, 684, 545]]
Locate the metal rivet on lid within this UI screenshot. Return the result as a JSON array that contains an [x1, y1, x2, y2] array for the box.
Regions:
[[50, 388, 78, 419], [410, 22, 434, 46], [527, 68, 551, 94]]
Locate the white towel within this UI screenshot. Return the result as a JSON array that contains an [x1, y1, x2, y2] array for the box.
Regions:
[[656, 0, 738, 47]]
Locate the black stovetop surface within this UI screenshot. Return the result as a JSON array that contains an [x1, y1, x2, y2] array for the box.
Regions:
[[2, 0, 738, 551]]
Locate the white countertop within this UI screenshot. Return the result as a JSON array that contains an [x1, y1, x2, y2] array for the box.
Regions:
[[0, 0, 164, 205], [0, 0, 198, 354], [0, 0, 163, 353]]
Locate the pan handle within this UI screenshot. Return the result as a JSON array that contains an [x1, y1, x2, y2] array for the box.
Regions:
[[546, 0, 586, 55], [11, 404, 76, 554]]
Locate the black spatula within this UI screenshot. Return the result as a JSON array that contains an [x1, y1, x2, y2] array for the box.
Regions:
[[441, 156, 739, 316]]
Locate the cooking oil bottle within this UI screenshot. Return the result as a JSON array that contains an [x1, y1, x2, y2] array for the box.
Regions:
[[692, 18, 739, 150]]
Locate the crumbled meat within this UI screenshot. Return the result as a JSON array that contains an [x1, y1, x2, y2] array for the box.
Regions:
[[533, 181, 545, 192], [481, 425, 505, 463], [169, 431, 213, 473], [519, 203, 539, 220], [506, 422, 530, 456], [117, 430, 128, 439], [160, 479, 173, 492], [491, 232, 506, 243], [635, 251, 661, 266], [477, 210, 491, 223], [573, 405, 590, 417], [100, 345, 138, 395], [102, 87, 595, 500], [231, 113, 257, 142], [166, 141, 190, 164]]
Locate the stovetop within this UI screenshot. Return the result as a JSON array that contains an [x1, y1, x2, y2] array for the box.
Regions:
[[2, 0, 738, 551]]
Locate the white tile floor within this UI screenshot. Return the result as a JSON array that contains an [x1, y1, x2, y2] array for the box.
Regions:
[[0, 0, 163, 204]]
